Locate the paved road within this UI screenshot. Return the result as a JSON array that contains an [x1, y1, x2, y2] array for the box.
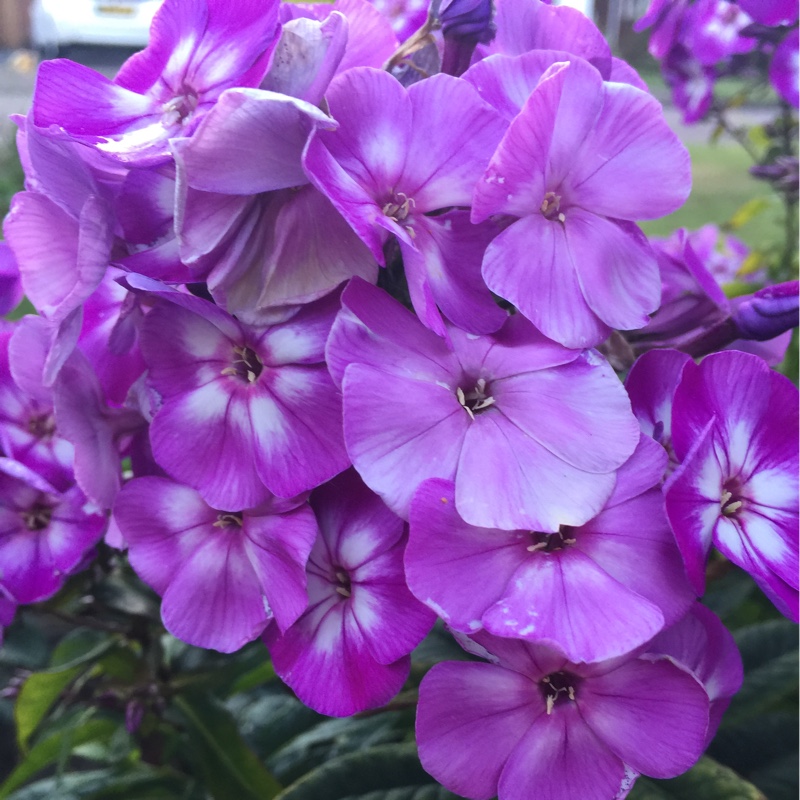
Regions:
[[0, 45, 777, 151]]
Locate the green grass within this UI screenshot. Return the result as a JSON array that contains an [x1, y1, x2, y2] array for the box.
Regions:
[[641, 141, 786, 253]]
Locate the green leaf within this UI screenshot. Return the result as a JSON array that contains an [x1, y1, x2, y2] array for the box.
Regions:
[[174, 693, 282, 800], [725, 619, 799, 723], [726, 198, 771, 230], [274, 743, 460, 800], [0, 718, 118, 798], [14, 666, 83, 752], [629, 757, 766, 799]]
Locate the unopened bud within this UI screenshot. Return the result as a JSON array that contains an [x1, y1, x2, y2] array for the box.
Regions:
[[732, 281, 799, 341]]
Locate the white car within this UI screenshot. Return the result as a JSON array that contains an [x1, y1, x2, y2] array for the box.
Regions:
[[30, 0, 163, 54]]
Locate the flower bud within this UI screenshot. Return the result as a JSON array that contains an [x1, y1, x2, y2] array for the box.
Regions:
[[732, 281, 799, 341]]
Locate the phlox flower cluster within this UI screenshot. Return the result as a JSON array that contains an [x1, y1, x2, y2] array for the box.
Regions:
[[0, 0, 797, 797], [635, 0, 799, 121]]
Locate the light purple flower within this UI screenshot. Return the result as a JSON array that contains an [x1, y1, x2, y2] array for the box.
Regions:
[[303, 66, 508, 336], [0, 458, 105, 604], [406, 434, 693, 663], [326, 279, 639, 530], [416, 630, 710, 800], [770, 28, 799, 108], [264, 469, 435, 716], [31, 0, 281, 166], [472, 56, 690, 347], [114, 476, 318, 653], [0, 242, 23, 316], [737, 0, 798, 26], [665, 351, 799, 621], [133, 276, 349, 510]]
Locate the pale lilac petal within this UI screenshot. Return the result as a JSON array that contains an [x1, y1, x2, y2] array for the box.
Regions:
[[417, 661, 538, 800], [568, 213, 661, 331], [567, 83, 691, 220], [407, 478, 526, 630], [402, 73, 505, 209], [161, 532, 269, 652], [481, 214, 610, 349], [326, 278, 458, 388], [457, 410, 616, 531], [498, 705, 628, 800], [493, 353, 639, 473], [580, 657, 709, 777], [398, 213, 506, 336], [343, 364, 467, 518], [606, 434, 668, 506], [331, 0, 399, 72], [115, 477, 216, 595], [250, 367, 349, 498], [482, 549, 665, 663]]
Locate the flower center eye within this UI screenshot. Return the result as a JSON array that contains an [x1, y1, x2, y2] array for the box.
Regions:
[[540, 671, 579, 715], [213, 512, 244, 529], [162, 87, 199, 127], [526, 527, 577, 553], [540, 191, 565, 223], [21, 502, 53, 531], [333, 567, 352, 598], [382, 192, 416, 224], [456, 378, 495, 420], [27, 412, 56, 441], [221, 346, 263, 383], [720, 479, 744, 517]]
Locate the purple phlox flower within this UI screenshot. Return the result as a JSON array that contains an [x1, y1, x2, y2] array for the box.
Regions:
[[0, 242, 23, 316], [625, 349, 693, 476], [173, 88, 376, 322], [406, 433, 694, 663], [304, 66, 508, 337], [130, 274, 349, 510], [326, 278, 639, 530], [663, 42, 716, 123], [31, 0, 281, 166], [416, 629, 710, 800], [738, 0, 798, 26], [282, 0, 400, 74], [665, 351, 799, 621], [646, 602, 743, 746], [471, 56, 689, 348], [430, 0, 495, 76], [263, 469, 435, 716], [634, 0, 690, 59], [1, 324, 74, 491], [689, 0, 756, 65], [0, 457, 105, 604], [770, 27, 799, 108], [114, 476, 318, 653], [686, 223, 751, 285]]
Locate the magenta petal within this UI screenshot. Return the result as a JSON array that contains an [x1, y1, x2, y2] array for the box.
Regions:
[[498, 704, 629, 800], [580, 657, 709, 777], [417, 661, 538, 800], [771, 29, 799, 108], [343, 364, 467, 518], [482, 215, 611, 348], [483, 548, 665, 663], [175, 89, 334, 195]]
